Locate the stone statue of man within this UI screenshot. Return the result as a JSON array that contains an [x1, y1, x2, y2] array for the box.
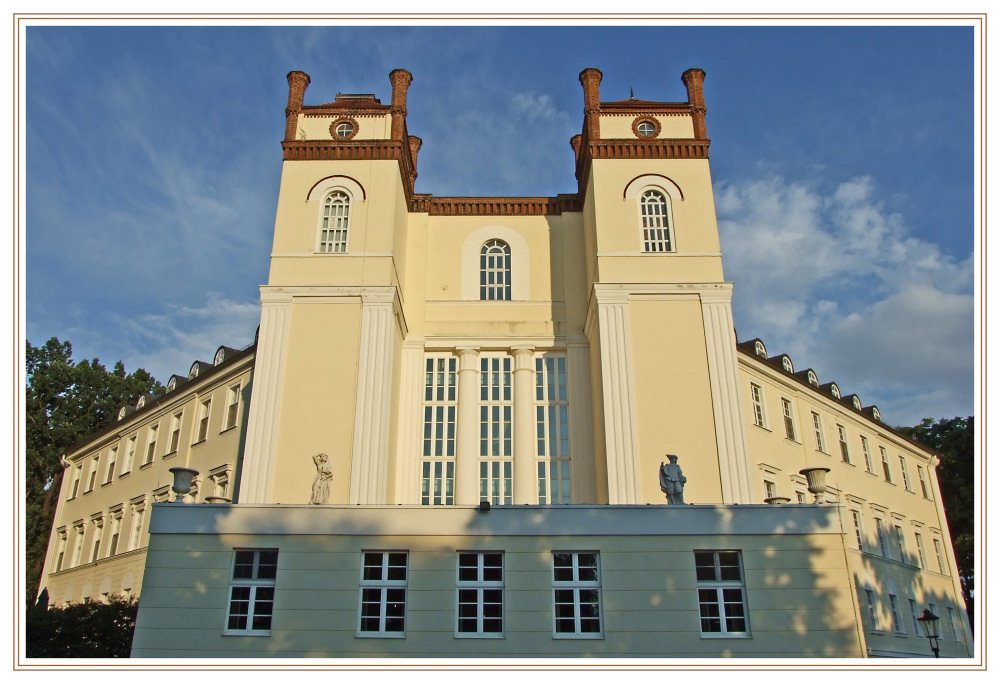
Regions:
[[659, 454, 687, 505]]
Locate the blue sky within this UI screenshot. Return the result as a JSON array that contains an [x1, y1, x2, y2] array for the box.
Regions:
[[24, 23, 975, 427]]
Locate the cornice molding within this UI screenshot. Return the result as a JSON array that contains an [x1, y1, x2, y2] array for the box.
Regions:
[[411, 195, 582, 216]]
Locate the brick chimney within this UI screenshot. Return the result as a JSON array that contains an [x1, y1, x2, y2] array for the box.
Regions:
[[681, 68, 707, 139], [389, 69, 413, 141], [579, 68, 603, 141], [284, 71, 310, 141], [407, 135, 422, 191]]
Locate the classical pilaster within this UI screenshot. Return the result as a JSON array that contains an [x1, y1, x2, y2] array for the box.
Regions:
[[394, 340, 426, 504], [593, 287, 641, 504], [567, 341, 595, 503], [237, 289, 291, 503], [511, 345, 536, 504], [454, 347, 480, 505], [349, 290, 397, 505], [700, 287, 753, 504]]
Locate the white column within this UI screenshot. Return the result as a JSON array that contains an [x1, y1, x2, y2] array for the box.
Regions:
[[349, 290, 397, 505], [511, 345, 536, 504], [454, 347, 480, 505], [700, 287, 754, 504], [567, 341, 595, 503], [594, 287, 641, 504], [237, 289, 291, 503], [393, 340, 426, 505]]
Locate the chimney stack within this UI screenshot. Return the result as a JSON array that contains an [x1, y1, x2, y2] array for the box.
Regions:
[[389, 69, 413, 141], [579, 68, 603, 141], [681, 68, 707, 139], [284, 71, 311, 141]]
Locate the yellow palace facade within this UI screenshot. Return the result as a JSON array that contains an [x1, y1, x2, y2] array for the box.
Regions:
[[39, 66, 971, 658]]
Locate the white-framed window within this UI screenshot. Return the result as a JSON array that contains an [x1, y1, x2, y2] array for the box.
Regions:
[[168, 411, 182, 454], [224, 383, 241, 430], [359, 551, 408, 636], [552, 551, 602, 637], [806, 370, 819, 387], [908, 598, 921, 634], [880, 447, 892, 482], [480, 354, 513, 505], [865, 589, 882, 631], [127, 498, 146, 551], [640, 189, 674, 252], [142, 424, 158, 465], [932, 538, 947, 574], [830, 383, 841, 399], [811, 412, 826, 452], [695, 550, 749, 637], [893, 523, 906, 561], [89, 515, 104, 562], [888, 594, 904, 633], [750, 383, 766, 428], [456, 552, 504, 637], [152, 485, 171, 504], [763, 480, 776, 500], [121, 435, 137, 475], [914, 531, 928, 568], [753, 340, 767, 358], [781, 356, 794, 373], [225, 549, 278, 635], [837, 425, 851, 463], [795, 490, 807, 503], [68, 462, 82, 499], [917, 465, 931, 498], [70, 521, 85, 568], [54, 528, 67, 572], [780, 398, 796, 440], [536, 354, 571, 504], [421, 355, 457, 506], [948, 606, 963, 642], [104, 446, 117, 484], [107, 508, 123, 557], [196, 398, 211, 443], [850, 510, 865, 550], [874, 518, 889, 557], [209, 465, 233, 500], [898, 456, 912, 491], [480, 239, 512, 301], [861, 436, 874, 473], [85, 454, 99, 492], [319, 190, 351, 253]]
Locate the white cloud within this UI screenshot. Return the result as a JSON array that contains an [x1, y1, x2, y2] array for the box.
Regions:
[[718, 175, 973, 425]]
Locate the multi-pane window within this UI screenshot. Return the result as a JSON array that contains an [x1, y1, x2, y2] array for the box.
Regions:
[[104, 446, 117, 484], [933, 538, 947, 574], [225, 549, 278, 635], [480, 355, 512, 505], [865, 589, 882, 630], [422, 356, 457, 506], [795, 490, 807, 503], [456, 552, 503, 636], [168, 411, 182, 454], [837, 425, 851, 463], [480, 240, 512, 301], [359, 551, 407, 635], [750, 383, 765, 428], [851, 510, 865, 550], [880, 447, 892, 482], [811, 412, 826, 452], [695, 551, 749, 636], [909, 598, 921, 634], [917, 466, 931, 498], [143, 425, 158, 465], [893, 524, 906, 561], [224, 383, 241, 430], [898, 456, 912, 491], [121, 436, 137, 475], [948, 607, 963, 642], [69, 463, 82, 499], [536, 355, 570, 504], [90, 517, 104, 562], [640, 189, 673, 252], [54, 529, 67, 572], [319, 190, 351, 253], [70, 522, 85, 568], [108, 510, 123, 557], [874, 518, 889, 557], [86, 455, 99, 492], [763, 480, 776, 500], [128, 500, 145, 551], [915, 532, 928, 569], [861, 436, 874, 473], [552, 552, 602, 637], [888, 594, 903, 633], [196, 399, 211, 443], [781, 398, 796, 440]]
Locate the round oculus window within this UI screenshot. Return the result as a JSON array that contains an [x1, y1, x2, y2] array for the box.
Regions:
[[637, 121, 656, 137], [336, 122, 354, 136], [330, 117, 359, 139]]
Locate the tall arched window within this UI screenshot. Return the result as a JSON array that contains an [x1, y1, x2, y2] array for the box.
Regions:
[[640, 189, 673, 252], [480, 240, 511, 301], [319, 190, 351, 253]]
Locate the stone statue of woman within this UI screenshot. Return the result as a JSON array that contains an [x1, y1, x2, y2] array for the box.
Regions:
[[309, 452, 332, 505]]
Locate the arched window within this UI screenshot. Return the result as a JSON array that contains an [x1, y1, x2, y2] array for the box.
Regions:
[[754, 340, 767, 358], [807, 370, 819, 387], [319, 190, 351, 253], [480, 240, 511, 301], [781, 356, 794, 373], [640, 189, 673, 252], [830, 383, 841, 399]]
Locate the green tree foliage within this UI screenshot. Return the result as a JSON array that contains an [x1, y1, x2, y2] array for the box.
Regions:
[[25, 338, 161, 605], [898, 417, 974, 617], [26, 593, 138, 658]]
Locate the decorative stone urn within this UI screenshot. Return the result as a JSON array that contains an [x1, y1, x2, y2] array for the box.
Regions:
[[799, 467, 831, 503], [764, 496, 792, 505], [204, 496, 232, 504], [169, 467, 199, 503]]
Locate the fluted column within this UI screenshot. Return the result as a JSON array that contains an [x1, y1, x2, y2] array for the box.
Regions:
[[511, 345, 536, 504], [454, 347, 480, 505]]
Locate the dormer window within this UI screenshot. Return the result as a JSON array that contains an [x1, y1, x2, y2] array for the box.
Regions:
[[189, 361, 200, 379], [136, 396, 146, 409], [167, 377, 178, 392], [754, 340, 766, 358], [807, 370, 819, 387], [830, 383, 841, 399], [852, 396, 862, 410], [214, 348, 226, 365], [872, 407, 881, 422], [781, 356, 794, 373], [118, 407, 128, 421]]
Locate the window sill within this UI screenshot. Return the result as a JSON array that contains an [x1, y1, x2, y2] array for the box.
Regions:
[[841, 461, 856, 468], [454, 633, 505, 639], [101, 480, 114, 487], [163, 450, 178, 460], [783, 437, 800, 445], [82, 489, 94, 495], [139, 462, 154, 470], [699, 633, 751, 639], [191, 439, 207, 447], [356, 632, 406, 639], [118, 471, 131, 478], [751, 423, 771, 433], [815, 450, 831, 456], [552, 633, 604, 640], [222, 631, 272, 637], [219, 425, 239, 435]]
